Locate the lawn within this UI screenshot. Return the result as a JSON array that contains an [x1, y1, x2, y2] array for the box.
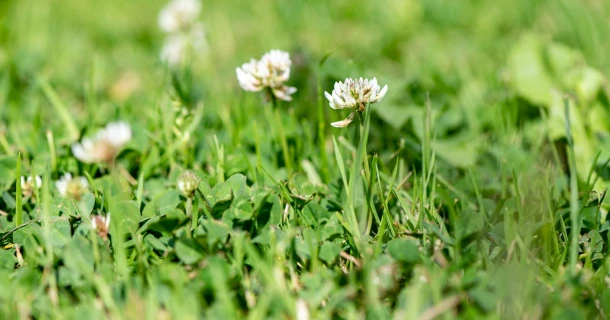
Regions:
[[1, 0, 610, 318]]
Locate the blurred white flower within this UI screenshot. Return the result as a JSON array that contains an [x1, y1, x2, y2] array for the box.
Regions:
[[177, 170, 201, 197], [324, 78, 388, 127], [56, 173, 89, 201], [296, 299, 309, 320], [160, 25, 207, 67], [161, 36, 188, 67], [236, 49, 297, 101], [72, 121, 132, 164], [158, 0, 206, 68], [21, 175, 42, 199], [91, 214, 111, 240], [158, 0, 201, 34]]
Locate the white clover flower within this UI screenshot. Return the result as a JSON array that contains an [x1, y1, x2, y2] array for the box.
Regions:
[[177, 170, 201, 197], [21, 175, 42, 199], [296, 299, 310, 320], [91, 214, 111, 240], [56, 173, 89, 200], [72, 121, 132, 164], [160, 25, 207, 67], [158, 0, 201, 34], [236, 49, 297, 101], [161, 36, 188, 67], [325, 78, 388, 128]]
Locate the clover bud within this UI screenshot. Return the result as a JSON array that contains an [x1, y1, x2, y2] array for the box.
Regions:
[[177, 170, 200, 197]]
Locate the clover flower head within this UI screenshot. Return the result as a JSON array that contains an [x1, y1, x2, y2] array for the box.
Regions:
[[72, 121, 132, 164], [160, 24, 207, 67], [296, 299, 309, 320], [177, 170, 201, 197], [161, 35, 188, 67], [236, 49, 297, 101], [325, 77, 388, 128], [21, 175, 42, 199], [158, 0, 201, 34], [56, 173, 89, 201], [91, 214, 111, 240]]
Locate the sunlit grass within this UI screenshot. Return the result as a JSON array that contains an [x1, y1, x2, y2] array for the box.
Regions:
[[0, 0, 609, 318]]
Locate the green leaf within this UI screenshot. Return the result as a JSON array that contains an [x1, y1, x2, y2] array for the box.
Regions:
[[146, 216, 182, 234], [175, 238, 203, 265], [109, 200, 140, 233], [456, 209, 484, 240], [62, 235, 94, 277], [77, 192, 95, 217], [387, 238, 420, 263], [202, 219, 230, 247], [213, 174, 248, 200], [210, 197, 233, 219], [0, 156, 17, 191], [507, 34, 555, 106], [319, 241, 341, 263], [144, 234, 167, 251], [142, 189, 181, 218], [469, 288, 498, 313], [0, 249, 16, 269], [49, 219, 71, 248]]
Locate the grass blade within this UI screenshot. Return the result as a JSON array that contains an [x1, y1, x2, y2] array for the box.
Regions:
[[38, 77, 80, 141], [15, 153, 22, 227]]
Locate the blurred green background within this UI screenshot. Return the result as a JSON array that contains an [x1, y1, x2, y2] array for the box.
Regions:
[[1, 0, 609, 176]]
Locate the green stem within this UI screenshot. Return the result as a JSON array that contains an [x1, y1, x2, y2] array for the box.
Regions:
[[15, 153, 23, 227], [358, 111, 371, 182], [274, 108, 293, 175], [39, 77, 80, 142], [253, 121, 263, 168], [564, 98, 580, 275], [213, 135, 225, 183], [186, 196, 194, 238], [0, 132, 13, 156], [268, 90, 293, 176], [46, 130, 57, 171], [317, 73, 330, 183], [91, 224, 101, 266]]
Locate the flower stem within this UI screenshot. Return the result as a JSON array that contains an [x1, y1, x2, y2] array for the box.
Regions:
[[46, 130, 57, 171], [253, 121, 263, 168], [267, 89, 293, 176], [316, 72, 330, 183], [357, 111, 371, 182], [15, 153, 23, 227], [274, 108, 293, 175], [186, 196, 193, 238]]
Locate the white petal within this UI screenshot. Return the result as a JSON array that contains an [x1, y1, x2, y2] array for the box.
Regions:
[[331, 112, 355, 128], [332, 93, 345, 109], [72, 143, 94, 163], [80, 177, 89, 188], [377, 85, 388, 100], [369, 86, 378, 103]]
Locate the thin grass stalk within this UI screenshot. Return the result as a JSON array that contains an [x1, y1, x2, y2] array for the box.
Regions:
[[316, 71, 330, 183], [15, 153, 23, 227], [564, 98, 580, 275], [267, 91, 294, 176]]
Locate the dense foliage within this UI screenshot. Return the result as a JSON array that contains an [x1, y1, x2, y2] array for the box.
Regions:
[[1, 0, 609, 318]]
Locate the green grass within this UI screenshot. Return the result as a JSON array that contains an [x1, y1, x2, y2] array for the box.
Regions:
[[1, 0, 610, 318]]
